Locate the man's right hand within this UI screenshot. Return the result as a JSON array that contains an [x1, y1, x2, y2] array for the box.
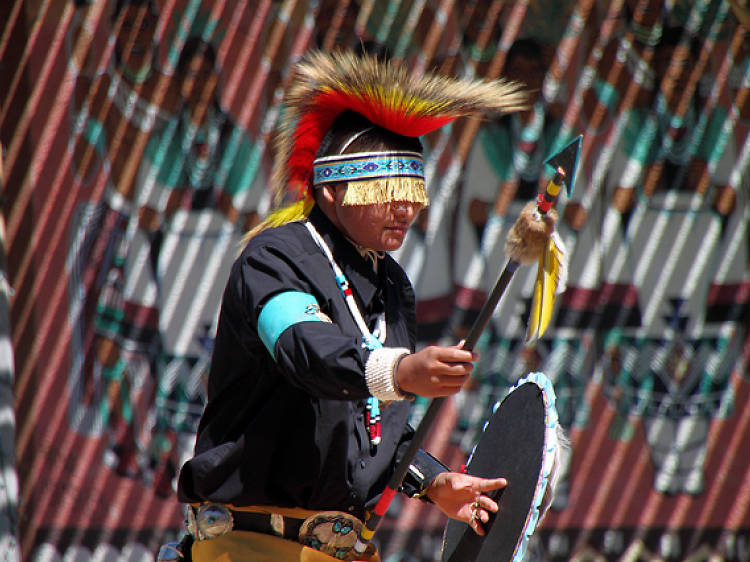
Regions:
[[395, 345, 478, 397]]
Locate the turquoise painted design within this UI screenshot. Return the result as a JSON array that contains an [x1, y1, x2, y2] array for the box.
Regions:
[[593, 79, 620, 114], [82, 116, 107, 155], [258, 291, 326, 358], [313, 151, 424, 185]]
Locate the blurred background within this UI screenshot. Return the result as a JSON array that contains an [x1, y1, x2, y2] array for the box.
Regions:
[[0, 0, 748, 560]]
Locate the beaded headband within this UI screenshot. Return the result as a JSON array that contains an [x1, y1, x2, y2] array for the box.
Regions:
[[312, 150, 429, 206]]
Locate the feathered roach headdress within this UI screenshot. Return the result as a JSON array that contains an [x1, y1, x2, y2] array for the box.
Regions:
[[256, 49, 528, 231]]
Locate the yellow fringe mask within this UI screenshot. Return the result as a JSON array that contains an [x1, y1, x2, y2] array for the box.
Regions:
[[342, 177, 429, 206], [313, 150, 430, 206]]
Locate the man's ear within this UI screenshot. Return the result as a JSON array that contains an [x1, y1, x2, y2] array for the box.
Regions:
[[319, 184, 335, 204], [319, 183, 343, 205]]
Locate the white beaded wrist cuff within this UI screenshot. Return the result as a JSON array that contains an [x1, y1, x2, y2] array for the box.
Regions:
[[365, 347, 410, 401]]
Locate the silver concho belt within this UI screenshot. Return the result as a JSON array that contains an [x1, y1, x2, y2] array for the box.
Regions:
[[186, 504, 234, 541]]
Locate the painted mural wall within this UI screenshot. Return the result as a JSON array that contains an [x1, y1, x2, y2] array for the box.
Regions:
[[1, 0, 748, 560]]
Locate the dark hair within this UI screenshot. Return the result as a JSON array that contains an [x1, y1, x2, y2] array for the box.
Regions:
[[113, 0, 156, 22], [317, 111, 423, 158], [658, 26, 700, 60], [507, 37, 543, 63]]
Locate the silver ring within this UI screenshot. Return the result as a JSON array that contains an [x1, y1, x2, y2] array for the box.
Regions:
[[471, 501, 481, 521]]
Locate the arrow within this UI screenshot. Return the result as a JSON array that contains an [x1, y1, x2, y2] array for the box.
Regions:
[[353, 134, 583, 556]]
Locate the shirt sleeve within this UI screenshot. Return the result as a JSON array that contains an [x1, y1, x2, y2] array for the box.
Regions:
[[399, 448, 450, 501], [236, 237, 402, 401]]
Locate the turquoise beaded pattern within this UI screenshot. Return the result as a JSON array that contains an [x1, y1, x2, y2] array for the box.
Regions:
[[313, 151, 424, 184]]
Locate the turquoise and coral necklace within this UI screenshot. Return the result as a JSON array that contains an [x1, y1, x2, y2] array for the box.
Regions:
[[305, 221, 385, 449]]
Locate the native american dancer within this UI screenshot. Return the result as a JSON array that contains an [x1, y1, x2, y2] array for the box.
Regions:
[[164, 50, 529, 561]]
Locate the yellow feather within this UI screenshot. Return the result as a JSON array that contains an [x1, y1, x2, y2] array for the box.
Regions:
[[241, 197, 315, 245], [526, 233, 567, 342]]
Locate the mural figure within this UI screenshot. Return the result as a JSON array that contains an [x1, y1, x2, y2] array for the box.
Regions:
[[98, 35, 262, 494], [67, 0, 263, 496], [66, 0, 176, 445]]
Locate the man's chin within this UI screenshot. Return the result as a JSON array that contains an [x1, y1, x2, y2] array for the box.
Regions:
[[381, 237, 406, 251]]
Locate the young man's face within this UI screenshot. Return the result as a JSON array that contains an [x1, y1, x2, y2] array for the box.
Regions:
[[329, 184, 423, 251], [116, 4, 158, 73], [654, 42, 694, 112], [181, 51, 219, 117]]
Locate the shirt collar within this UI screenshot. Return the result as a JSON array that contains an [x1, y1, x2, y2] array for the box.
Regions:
[[307, 206, 381, 308]]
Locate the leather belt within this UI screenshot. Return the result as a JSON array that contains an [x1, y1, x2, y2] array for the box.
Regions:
[[187, 504, 306, 541], [231, 510, 306, 540]]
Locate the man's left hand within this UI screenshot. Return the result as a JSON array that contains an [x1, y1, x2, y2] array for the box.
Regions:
[[425, 472, 507, 536]]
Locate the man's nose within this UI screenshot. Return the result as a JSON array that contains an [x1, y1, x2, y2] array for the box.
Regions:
[[392, 201, 418, 219]]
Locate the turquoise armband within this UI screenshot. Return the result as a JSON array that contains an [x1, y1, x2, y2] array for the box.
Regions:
[[258, 291, 330, 359]]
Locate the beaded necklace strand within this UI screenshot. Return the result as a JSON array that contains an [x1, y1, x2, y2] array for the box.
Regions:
[[305, 221, 386, 448]]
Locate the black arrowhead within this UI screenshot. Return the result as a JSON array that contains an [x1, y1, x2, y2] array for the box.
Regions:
[[545, 135, 582, 197]]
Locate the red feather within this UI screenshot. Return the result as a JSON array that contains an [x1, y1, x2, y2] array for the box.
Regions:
[[288, 91, 455, 198]]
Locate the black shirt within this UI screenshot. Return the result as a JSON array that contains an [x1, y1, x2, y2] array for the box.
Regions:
[[177, 206, 445, 516]]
